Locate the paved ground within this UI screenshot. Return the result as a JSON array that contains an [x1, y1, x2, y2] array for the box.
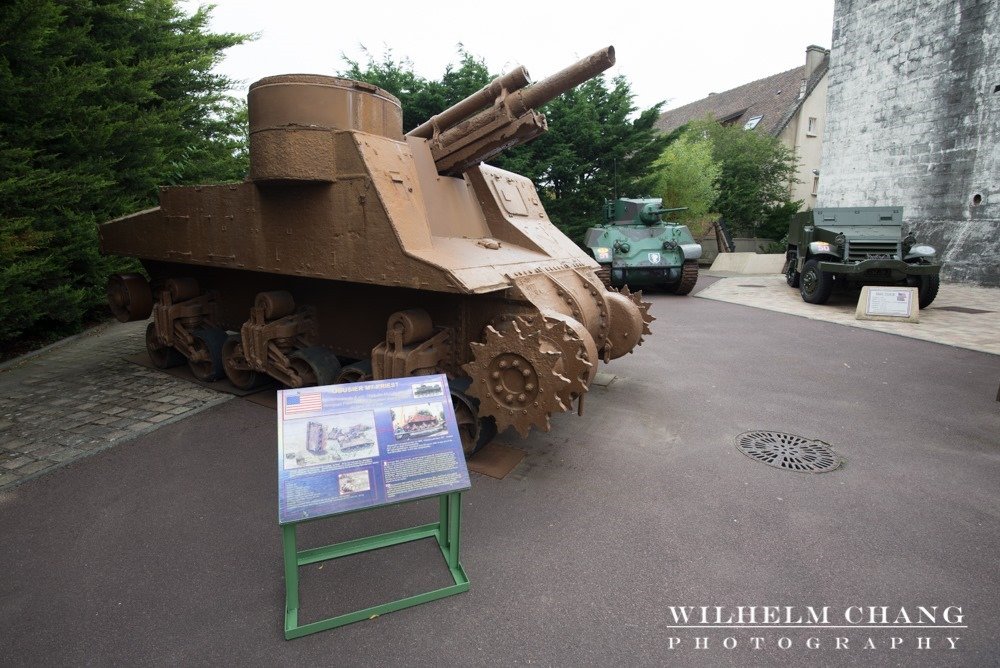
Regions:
[[0, 321, 230, 489], [1, 278, 999, 666], [699, 274, 1000, 356]]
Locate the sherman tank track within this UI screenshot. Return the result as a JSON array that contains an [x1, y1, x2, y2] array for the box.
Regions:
[[669, 260, 699, 295], [595, 266, 612, 290]]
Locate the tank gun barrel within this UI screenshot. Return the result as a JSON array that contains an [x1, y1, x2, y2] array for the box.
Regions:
[[408, 66, 532, 139], [419, 46, 616, 176]]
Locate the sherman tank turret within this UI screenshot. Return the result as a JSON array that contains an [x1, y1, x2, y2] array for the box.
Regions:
[[99, 46, 653, 455], [585, 198, 702, 294]]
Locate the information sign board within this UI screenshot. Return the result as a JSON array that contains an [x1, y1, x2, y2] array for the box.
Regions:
[[865, 287, 914, 317], [277, 374, 470, 524]]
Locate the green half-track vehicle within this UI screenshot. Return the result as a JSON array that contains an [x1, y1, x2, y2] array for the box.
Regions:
[[784, 206, 941, 307], [584, 198, 702, 294]]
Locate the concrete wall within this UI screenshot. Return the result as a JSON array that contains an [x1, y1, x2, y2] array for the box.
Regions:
[[700, 237, 777, 265], [818, 0, 1000, 286]]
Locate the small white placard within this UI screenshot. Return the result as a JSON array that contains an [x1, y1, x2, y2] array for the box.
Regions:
[[865, 288, 913, 317]]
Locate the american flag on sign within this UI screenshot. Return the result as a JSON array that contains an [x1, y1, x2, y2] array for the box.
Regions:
[[284, 392, 322, 415]]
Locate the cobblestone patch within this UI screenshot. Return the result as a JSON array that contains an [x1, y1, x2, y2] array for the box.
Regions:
[[0, 321, 232, 491]]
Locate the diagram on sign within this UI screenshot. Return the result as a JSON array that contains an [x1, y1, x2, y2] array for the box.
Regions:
[[391, 402, 447, 441], [282, 410, 378, 469]]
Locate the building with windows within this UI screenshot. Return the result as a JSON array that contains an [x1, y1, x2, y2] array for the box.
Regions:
[[655, 46, 830, 209]]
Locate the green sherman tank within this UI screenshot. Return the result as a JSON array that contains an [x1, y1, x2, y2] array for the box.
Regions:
[[784, 206, 941, 307], [584, 198, 702, 294]]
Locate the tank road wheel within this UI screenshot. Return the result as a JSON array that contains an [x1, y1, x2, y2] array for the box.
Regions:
[[463, 321, 570, 438], [799, 259, 833, 305], [449, 379, 498, 457], [106, 273, 152, 322], [595, 265, 612, 290], [145, 322, 184, 369], [188, 327, 228, 382], [222, 334, 267, 390], [289, 347, 342, 387], [335, 360, 373, 384], [907, 273, 940, 308], [620, 285, 654, 343], [668, 260, 699, 295]]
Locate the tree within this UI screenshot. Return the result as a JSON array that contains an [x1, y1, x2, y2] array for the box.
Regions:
[[652, 134, 720, 223], [496, 76, 668, 241], [0, 1, 249, 349], [341, 46, 492, 132], [687, 118, 801, 238]]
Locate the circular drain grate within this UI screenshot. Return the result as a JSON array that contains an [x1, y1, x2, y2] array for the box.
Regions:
[[735, 431, 841, 473]]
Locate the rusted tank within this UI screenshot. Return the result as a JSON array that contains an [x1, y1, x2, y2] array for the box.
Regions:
[[100, 46, 653, 455]]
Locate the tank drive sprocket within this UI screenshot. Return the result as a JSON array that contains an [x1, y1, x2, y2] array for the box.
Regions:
[[621, 285, 654, 341], [463, 320, 570, 438], [513, 312, 596, 410]]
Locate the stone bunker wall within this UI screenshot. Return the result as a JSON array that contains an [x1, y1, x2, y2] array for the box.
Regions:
[[818, 0, 999, 286]]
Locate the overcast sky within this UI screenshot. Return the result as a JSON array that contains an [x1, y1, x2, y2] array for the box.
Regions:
[[182, 0, 835, 113]]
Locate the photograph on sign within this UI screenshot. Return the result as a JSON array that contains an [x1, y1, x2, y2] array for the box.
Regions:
[[276, 375, 470, 524]]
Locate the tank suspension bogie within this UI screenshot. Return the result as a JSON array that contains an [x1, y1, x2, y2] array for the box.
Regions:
[[371, 308, 453, 380], [224, 290, 329, 389], [144, 277, 221, 371]]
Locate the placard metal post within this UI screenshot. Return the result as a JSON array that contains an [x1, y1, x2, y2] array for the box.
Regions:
[[282, 490, 468, 640]]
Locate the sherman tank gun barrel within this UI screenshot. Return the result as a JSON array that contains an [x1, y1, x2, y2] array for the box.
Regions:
[[420, 46, 616, 176], [407, 66, 532, 139]]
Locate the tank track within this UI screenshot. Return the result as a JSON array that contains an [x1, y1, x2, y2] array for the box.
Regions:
[[595, 266, 612, 290], [670, 260, 699, 295]]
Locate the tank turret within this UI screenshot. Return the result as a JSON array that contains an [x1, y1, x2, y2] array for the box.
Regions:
[[100, 47, 653, 454], [585, 198, 703, 295]]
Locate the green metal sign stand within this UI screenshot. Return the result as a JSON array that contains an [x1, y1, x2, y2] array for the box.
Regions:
[[282, 491, 468, 640]]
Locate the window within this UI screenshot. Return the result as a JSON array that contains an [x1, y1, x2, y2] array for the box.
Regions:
[[812, 176, 819, 196], [807, 117, 818, 136], [743, 115, 763, 130]]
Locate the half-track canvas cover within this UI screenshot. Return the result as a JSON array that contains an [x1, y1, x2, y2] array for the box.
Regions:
[[99, 46, 654, 455]]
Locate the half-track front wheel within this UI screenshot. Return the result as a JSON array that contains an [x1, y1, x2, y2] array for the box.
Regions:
[[785, 254, 800, 288], [800, 259, 833, 305], [908, 273, 940, 308], [145, 322, 184, 369]]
